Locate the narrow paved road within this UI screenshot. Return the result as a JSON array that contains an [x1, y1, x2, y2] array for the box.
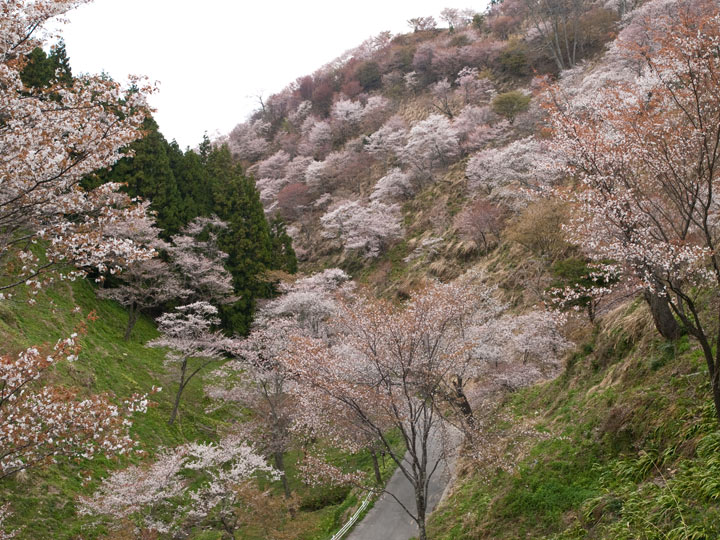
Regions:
[[346, 430, 455, 540]]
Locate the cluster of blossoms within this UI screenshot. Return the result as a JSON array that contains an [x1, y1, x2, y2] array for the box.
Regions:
[[0, 333, 157, 479], [544, 0, 720, 419], [1, 0, 155, 293], [79, 433, 274, 535], [320, 200, 403, 259]]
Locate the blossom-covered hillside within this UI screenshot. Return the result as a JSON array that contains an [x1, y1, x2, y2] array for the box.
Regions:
[[220, 1, 617, 289], [4, 1, 720, 539]]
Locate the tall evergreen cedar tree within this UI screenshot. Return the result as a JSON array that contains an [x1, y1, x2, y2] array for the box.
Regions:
[[207, 145, 281, 333], [19, 41, 73, 88], [91, 117, 185, 235]]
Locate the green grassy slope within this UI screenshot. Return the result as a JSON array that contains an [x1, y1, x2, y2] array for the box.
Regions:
[[428, 300, 720, 540], [0, 278, 229, 538], [0, 279, 400, 540]]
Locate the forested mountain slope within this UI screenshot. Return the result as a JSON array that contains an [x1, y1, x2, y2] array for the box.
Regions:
[[2, 0, 720, 539]]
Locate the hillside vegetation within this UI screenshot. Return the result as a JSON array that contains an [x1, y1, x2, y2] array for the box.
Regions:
[[0, 279, 402, 539], [3, 0, 720, 539]]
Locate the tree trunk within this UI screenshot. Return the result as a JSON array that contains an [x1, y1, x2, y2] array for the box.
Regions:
[[123, 304, 138, 341], [168, 358, 187, 425], [274, 451, 291, 500], [415, 488, 428, 540], [220, 514, 236, 538], [452, 375, 475, 428], [644, 290, 683, 340], [370, 448, 383, 485], [711, 367, 720, 425]]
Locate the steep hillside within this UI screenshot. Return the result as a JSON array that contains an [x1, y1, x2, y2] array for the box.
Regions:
[[4, 0, 720, 539], [220, 1, 619, 293], [0, 279, 403, 539], [216, 0, 720, 538], [429, 301, 720, 539]]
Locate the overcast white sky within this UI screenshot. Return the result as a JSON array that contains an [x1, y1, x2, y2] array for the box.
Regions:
[[57, 1, 489, 148]]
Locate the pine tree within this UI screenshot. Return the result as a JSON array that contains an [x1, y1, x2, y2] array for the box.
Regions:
[[173, 147, 214, 222], [19, 40, 72, 89], [48, 40, 73, 85]]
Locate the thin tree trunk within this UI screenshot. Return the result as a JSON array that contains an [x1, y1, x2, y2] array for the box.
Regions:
[[644, 290, 683, 340], [415, 488, 428, 540], [168, 358, 187, 425], [274, 451, 291, 499], [123, 303, 138, 341], [452, 375, 475, 428], [220, 514, 236, 538], [711, 366, 720, 425], [370, 448, 383, 485]]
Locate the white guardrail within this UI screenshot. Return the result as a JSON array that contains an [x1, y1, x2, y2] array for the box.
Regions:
[[330, 491, 374, 540]]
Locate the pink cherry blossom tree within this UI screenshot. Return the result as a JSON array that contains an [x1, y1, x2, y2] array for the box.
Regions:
[[364, 116, 408, 166], [320, 200, 403, 258], [400, 114, 460, 181], [465, 137, 563, 209], [79, 433, 274, 536], [99, 258, 188, 341], [455, 67, 495, 105], [546, 0, 720, 420], [407, 16, 437, 32], [255, 150, 291, 180], [207, 318, 298, 498], [331, 98, 364, 141], [149, 302, 235, 425], [284, 276, 501, 540], [430, 79, 457, 118], [370, 168, 414, 202], [167, 216, 235, 305], [97, 206, 187, 340], [0, 0, 154, 294], [206, 269, 350, 497], [228, 121, 269, 162], [299, 119, 333, 158], [452, 105, 504, 154], [0, 332, 155, 479]]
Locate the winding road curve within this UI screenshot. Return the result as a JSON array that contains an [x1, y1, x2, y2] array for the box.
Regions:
[[345, 430, 455, 540]]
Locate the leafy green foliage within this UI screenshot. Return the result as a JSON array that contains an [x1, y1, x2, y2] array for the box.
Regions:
[[491, 90, 531, 124], [356, 61, 382, 91], [269, 215, 299, 274], [90, 117, 186, 235], [205, 145, 276, 334]]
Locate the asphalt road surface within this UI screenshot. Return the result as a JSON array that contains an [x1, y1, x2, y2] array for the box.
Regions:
[[346, 430, 454, 540]]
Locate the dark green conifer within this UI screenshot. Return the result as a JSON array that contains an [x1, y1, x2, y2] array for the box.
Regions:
[[269, 215, 298, 274], [95, 118, 186, 235], [208, 145, 275, 334], [20, 41, 73, 89]]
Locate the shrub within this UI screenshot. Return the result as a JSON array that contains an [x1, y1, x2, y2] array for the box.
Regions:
[[499, 39, 529, 76], [506, 199, 569, 260], [357, 61, 382, 91], [491, 90, 531, 124]]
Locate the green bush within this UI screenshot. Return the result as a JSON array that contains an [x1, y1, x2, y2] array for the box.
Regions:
[[299, 485, 351, 511], [499, 39, 529, 75], [357, 61, 382, 91], [491, 90, 531, 124]]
